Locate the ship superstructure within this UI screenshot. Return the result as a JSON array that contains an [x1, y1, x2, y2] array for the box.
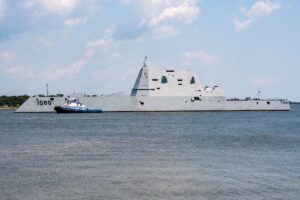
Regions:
[[130, 58, 224, 98], [15, 58, 290, 112]]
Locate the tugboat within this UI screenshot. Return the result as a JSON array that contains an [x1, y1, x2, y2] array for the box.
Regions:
[[54, 98, 102, 113]]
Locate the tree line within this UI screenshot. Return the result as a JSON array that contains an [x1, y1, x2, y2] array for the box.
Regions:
[[0, 95, 30, 107]]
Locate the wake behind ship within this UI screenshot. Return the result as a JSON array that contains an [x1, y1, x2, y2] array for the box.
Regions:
[[15, 58, 290, 113]]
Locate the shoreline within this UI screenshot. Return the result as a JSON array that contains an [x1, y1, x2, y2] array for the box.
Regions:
[[0, 106, 17, 110]]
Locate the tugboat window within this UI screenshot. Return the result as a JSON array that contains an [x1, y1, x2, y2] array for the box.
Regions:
[[161, 76, 168, 84], [190, 76, 195, 84]]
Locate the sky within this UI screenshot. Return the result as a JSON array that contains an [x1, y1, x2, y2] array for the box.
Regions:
[[0, 0, 299, 101]]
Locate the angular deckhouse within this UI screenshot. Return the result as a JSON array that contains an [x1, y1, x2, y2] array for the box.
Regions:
[[131, 67, 223, 98], [15, 58, 290, 112]]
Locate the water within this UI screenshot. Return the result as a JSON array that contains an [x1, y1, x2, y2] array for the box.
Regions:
[[0, 106, 300, 200]]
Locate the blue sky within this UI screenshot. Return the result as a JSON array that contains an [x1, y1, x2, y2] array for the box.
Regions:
[[0, 0, 299, 101]]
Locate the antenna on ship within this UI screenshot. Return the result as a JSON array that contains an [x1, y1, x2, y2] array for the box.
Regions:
[[257, 89, 261, 99], [46, 83, 48, 97], [143, 56, 148, 68]]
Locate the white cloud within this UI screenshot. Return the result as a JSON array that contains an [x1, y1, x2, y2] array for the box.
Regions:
[[247, 0, 282, 17], [234, 19, 252, 32], [137, 18, 147, 29], [90, 66, 137, 85], [21, 0, 36, 9], [40, 0, 77, 14], [0, 52, 34, 79], [120, 0, 200, 27], [5, 65, 34, 79], [182, 50, 220, 65], [117, 0, 201, 40], [0, 0, 6, 20], [108, 52, 121, 59], [1, 59, 85, 81], [86, 38, 113, 49], [120, 0, 169, 6], [105, 25, 116, 37], [21, 0, 78, 15], [0, 51, 16, 62], [85, 38, 113, 58], [37, 37, 54, 47], [152, 25, 179, 38], [64, 17, 86, 27], [43, 60, 85, 81], [149, 3, 200, 26], [235, 0, 282, 31]]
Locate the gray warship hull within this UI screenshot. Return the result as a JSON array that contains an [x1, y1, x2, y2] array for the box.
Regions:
[[15, 96, 290, 113], [15, 61, 291, 113]]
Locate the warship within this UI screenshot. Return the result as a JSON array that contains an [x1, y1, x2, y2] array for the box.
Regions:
[[15, 58, 290, 113]]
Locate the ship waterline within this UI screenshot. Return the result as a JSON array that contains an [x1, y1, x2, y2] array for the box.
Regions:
[[15, 59, 291, 112]]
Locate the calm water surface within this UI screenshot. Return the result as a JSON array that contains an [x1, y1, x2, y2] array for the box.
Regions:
[[0, 106, 300, 200]]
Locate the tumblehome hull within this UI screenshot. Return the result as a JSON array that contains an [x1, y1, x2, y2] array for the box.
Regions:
[[15, 96, 290, 113]]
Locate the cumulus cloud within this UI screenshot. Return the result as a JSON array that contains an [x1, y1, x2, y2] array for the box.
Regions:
[[0, 51, 34, 79], [43, 60, 85, 81], [120, 0, 169, 7], [149, 3, 200, 26], [37, 37, 54, 47], [105, 25, 117, 37], [235, 0, 282, 31], [234, 19, 252, 32], [4, 65, 34, 79], [1, 59, 85, 81], [0, 1, 102, 41], [64, 17, 86, 27], [182, 50, 220, 66], [152, 25, 179, 38], [42, 0, 77, 13], [86, 38, 113, 49], [0, 51, 16, 62], [0, 63, 34, 79], [90, 66, 137, 86], [24, 0, 77, 15], [120, 0, 200, 38], [20, 0, 101, 16], [0, 0, 5, 20], [247, 0, 282, 17], [136, 0, 201, 27], [85, 38, 113, 58]]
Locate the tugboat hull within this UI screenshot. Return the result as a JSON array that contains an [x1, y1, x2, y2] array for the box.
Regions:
[[54, 106, 102, 113]]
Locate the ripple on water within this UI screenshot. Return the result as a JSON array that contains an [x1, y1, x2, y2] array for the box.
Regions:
[[0, 107, 300, 200]]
